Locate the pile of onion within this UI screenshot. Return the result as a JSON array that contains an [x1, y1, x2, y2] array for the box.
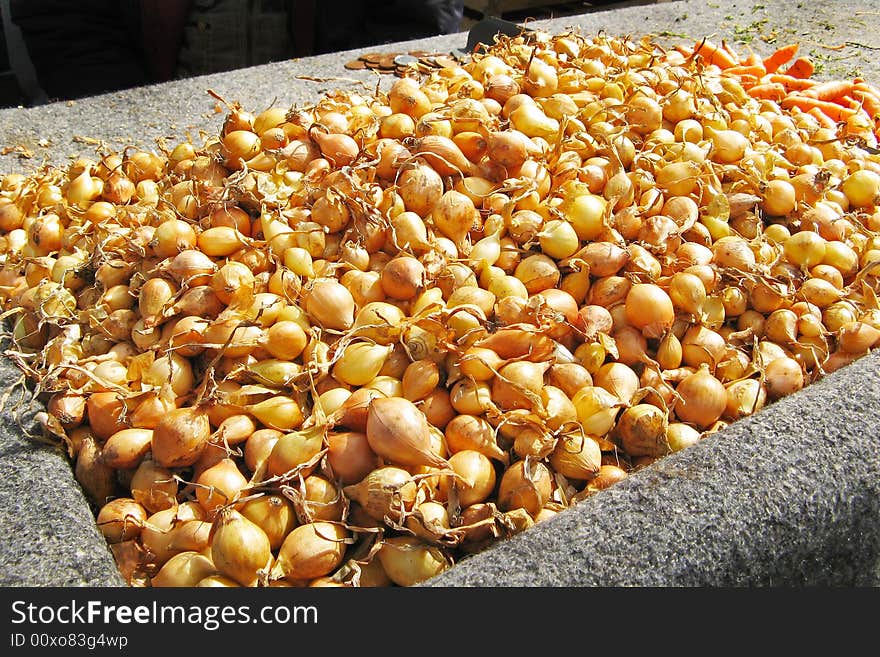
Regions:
[[0, 27, 878, 588]]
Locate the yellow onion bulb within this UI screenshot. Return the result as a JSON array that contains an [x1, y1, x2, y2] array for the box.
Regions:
[[151, 406, 211, 468], [497, 459, 553, 517], [96, 498, 148, 543], [326, 431, 381, 486], [625, 283, 674, 338], [724, 378, 767, 420], [332, 342, 393, 387], [441, 449, 497, 507], [239, 494, 297, 551], [195, 458, 249, 514], [343, 466, 417, 522], [616, 404, 669, 457], [674, 365, 727, 428], [152, 551, 217, 587], [130, 458, 178, 513], [377, 536, 451, 587], [210, 508, 273, 587], [270, 521, 350, 583], [571, 386, 622, 438], [303, 278, 356, 330], [764, 356, 805, 399], [365, 396, 449, 468], [549, 433, 601, 480]]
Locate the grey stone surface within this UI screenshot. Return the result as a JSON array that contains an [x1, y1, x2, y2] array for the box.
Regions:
[[0, 348, 124, 587], [0, 0, 878, 586]]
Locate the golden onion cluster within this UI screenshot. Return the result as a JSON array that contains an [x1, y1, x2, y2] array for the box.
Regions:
[[1, 30, 879, 588]]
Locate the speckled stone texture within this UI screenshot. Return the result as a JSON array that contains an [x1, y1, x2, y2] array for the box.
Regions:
[[0, 351, 124, 586], [0, 0, 878, 586]]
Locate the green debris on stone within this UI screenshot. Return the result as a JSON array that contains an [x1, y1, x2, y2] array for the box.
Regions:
[[656, 29, 690, 40], [731, 19, 768, 45], [808, 48, 863, 80]]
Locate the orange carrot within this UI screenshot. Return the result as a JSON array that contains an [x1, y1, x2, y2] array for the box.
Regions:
[[806, 106, 838, 129], [784, 56, 815, 79], [721, 39, 741, 63], [741, 49, 763, 67], [675, 45, 694, 59], [723, 64, 767, 78], [692, 38, 739, 69], [781, 94, 858, 121], [762, 43, 800, 74], [837, 95, 862, 110], [852, 89, 880, 120], [765, 74, 818, 91], [855, 81, 880, 98], [802, 79, 856, 101], [735, 74, 761, 89], [747, 82, 787, 101]]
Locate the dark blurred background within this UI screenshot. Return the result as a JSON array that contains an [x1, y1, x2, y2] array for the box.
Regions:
[[0, 0, 649, 108]]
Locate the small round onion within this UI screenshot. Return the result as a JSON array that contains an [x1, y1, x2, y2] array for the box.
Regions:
[[625, 283, 674, 338], [380, 255, 426, 300], [96, 498, 148, 543], [303, 278, 356, 330], [101, 428, 153, 470], [588, 464, 629, 491], [240, 494, 297, 551], [441, 450, 497, 506], [210, 508, 273, 587], [549, 433, 601, 480], [301, 475, 345, 522], [151, 406, 211, 468], [152, 551, 217, 588], [195, 458, 249, 514], [665, 423, 702, 452], [326, 431, 380, 485], [366, 396, 449, 468], [838, 321, 880, 354], [85, 391, 127, 441], [402, 359, 441, 402], [571, 386, 622, 437], [270, 521, 350, 583], [343, 466, 417, 522], [724, 378, 767, 420], [497, 459, 552, 517], [266, 426, 324, 478], [616, 404, 669, 457], [332, 342, 393, 387], [377, 536, 451, 587], [593, 362, 640, 405], [674, 365, 727, 429], [130, 458, 178, 513], [444, 413, 507, 461], [243, 428, 282, 474], [764, 356, 806, 399]]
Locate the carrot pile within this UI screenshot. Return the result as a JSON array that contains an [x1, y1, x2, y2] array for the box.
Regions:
[[678, 38, 880, 144]]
